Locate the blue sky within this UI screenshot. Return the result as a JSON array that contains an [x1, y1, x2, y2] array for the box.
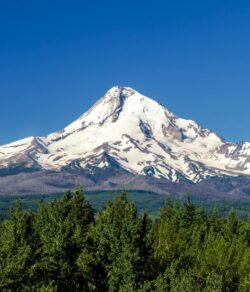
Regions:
[[1, 0, 250, 144]]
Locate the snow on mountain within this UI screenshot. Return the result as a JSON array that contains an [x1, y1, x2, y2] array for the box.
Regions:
[[1, 86, 250, 184]]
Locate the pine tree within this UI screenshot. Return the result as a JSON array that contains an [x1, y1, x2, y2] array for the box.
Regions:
[[78, 193, 152, 291], [0, 201, 36, 290], [32, 188, 94, 291]]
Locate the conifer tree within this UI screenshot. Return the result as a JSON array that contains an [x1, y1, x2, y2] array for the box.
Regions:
[[0, 201, 35, 290]]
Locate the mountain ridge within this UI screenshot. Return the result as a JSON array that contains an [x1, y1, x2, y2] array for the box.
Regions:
[[1, 86, 250, 196]]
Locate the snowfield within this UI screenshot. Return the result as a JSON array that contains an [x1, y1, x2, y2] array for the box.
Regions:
[[1, 86, 250, 183]]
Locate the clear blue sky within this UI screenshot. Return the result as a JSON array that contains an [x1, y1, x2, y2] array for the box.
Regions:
[[1, 0, 250, 144]]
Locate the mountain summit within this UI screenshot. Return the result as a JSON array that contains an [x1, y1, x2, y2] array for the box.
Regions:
[[1, 86, 250, 195]]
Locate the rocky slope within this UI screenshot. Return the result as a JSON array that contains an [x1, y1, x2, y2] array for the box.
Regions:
[[1, 86, 250, 196]]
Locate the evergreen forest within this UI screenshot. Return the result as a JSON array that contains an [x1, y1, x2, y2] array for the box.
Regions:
[[0, 188, 250, 291]]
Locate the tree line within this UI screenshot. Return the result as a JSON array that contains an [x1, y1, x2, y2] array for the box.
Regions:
[[0, 188, 250, 291]]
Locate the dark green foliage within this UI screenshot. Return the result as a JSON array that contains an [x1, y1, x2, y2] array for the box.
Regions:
[[1, 191, 250, 291], [77, 193, 155, 291], [152, 199, 250, 291], [0, 187, 94, 291], [0, 201, 36, 290]]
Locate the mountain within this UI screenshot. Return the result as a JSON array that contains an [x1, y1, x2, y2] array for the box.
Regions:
[[1, 86, 250, 198]]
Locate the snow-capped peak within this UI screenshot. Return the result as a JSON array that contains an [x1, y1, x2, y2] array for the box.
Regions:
[[104, 86, 136, 99], [61, 86, 137, 134], [1, 86, 250, 185]]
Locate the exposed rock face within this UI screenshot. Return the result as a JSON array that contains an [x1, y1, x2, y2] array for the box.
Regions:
[[1, 86, 250, 196]]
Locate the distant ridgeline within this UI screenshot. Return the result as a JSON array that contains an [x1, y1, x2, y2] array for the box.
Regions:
[[0, 187, 250, 291], [1, 189, 250, 220]]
